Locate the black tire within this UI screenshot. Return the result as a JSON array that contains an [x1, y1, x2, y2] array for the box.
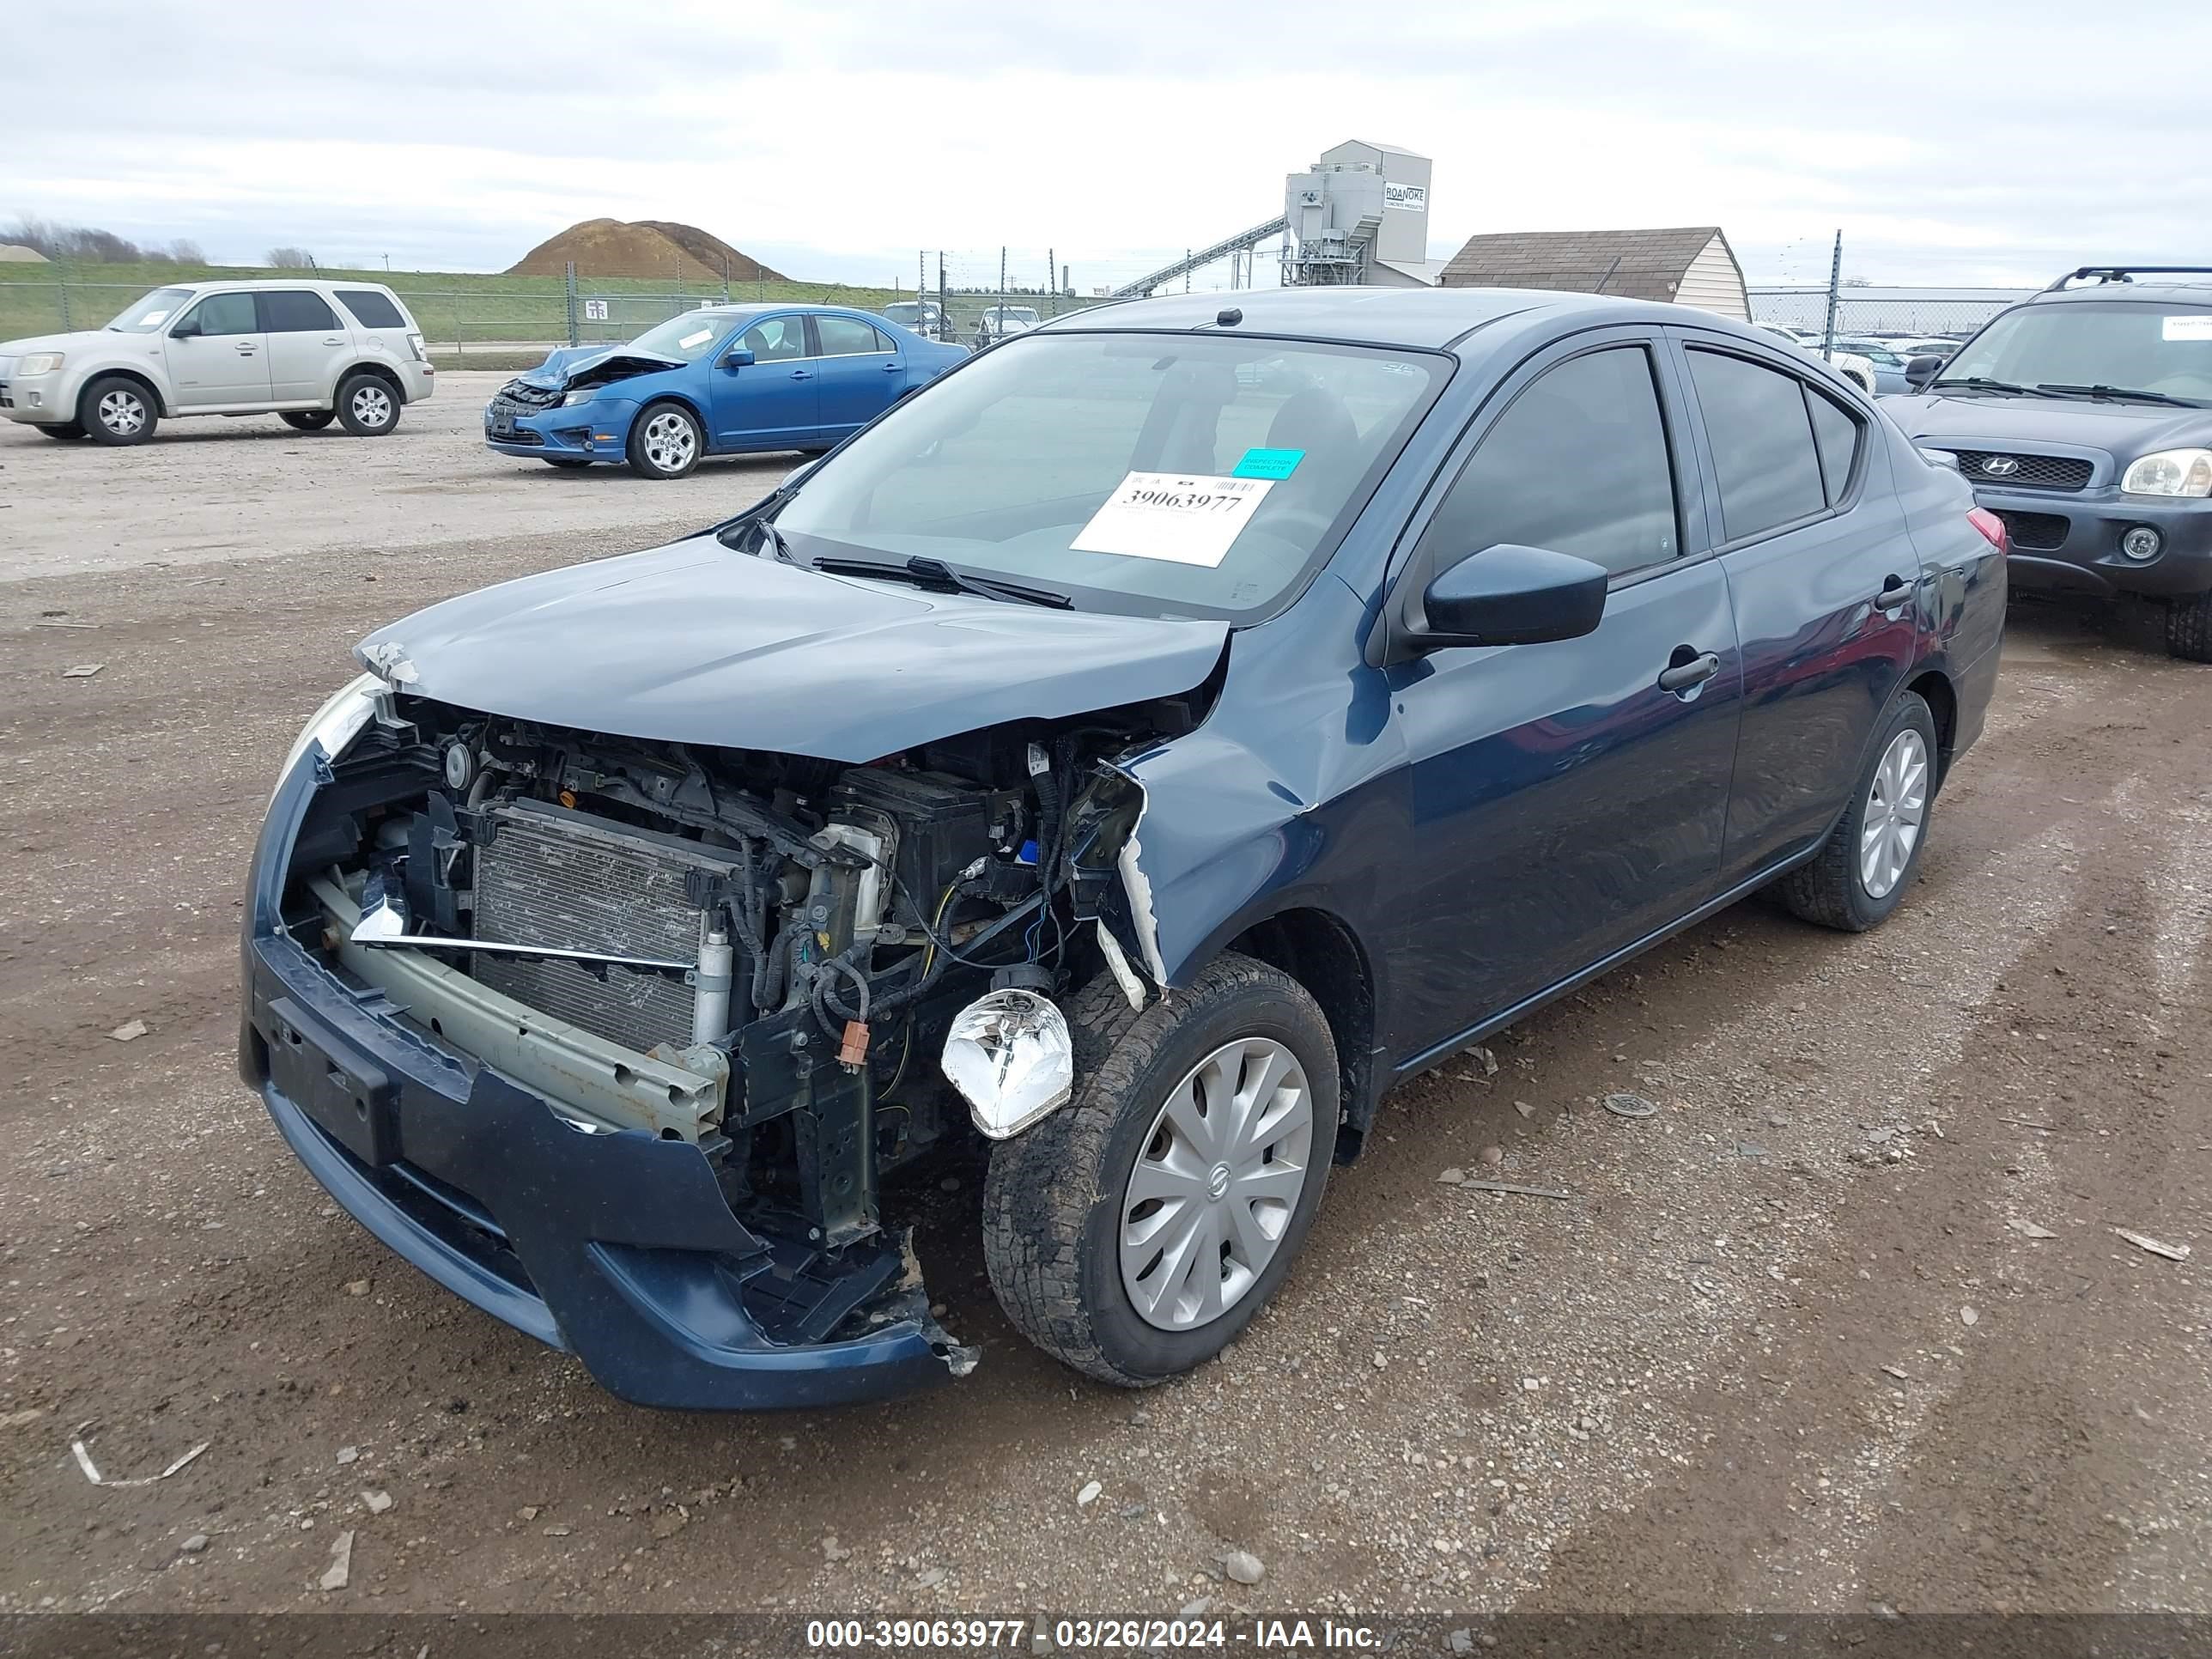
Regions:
[[78, 375, 159, 445], [541, 456, 593, 469], [2166, 592, 2212, 664], [626, 401, 702, 479], [36, 421, 88, 440], [1777, 690, 1939, 932], [280, 410, 335, 431], [335, 372, 401, 436], [983, 953, 1338, 1387]]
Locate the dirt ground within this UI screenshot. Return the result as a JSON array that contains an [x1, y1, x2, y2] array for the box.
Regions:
[[1, 382, 2208, 1622]]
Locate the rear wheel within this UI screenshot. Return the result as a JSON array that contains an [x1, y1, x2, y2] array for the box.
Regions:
[[37, 421, 88, 440], [2166, 592, 2212, 663], [983, 954, 1336, 1386], [79, 376, 158, 445], [335, 373, 400, 436], [1777, 691, 1937, 931], [626, 402, 702, 479], [280, 410, 335, 431]]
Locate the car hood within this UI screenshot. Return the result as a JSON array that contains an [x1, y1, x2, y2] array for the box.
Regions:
[[0, 330, 103, 356], [354, 538, 1229, 763], [517, 344, 689, 392], [1886, 392, 2212, 454]]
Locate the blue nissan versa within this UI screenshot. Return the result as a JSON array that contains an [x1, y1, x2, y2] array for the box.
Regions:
[[483, 302, 968, 478], [246, 286, 2005, 1408]]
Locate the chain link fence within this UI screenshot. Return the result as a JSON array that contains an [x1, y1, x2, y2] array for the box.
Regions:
[[1747, 286, 2035, 341]]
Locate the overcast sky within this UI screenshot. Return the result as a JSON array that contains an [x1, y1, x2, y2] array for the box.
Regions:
[[13, 0, 2210, 292]]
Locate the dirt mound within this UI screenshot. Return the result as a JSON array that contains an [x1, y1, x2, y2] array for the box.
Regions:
[[507, 218, 785, 283]]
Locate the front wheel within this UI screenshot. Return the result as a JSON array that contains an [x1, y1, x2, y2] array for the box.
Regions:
[[1777, 691, 1938, 931], [37, 421, 88, 441], [2166, 592, 2212, 663], [79, 376, 158, 445], [627, 403, 702, 478], [983, 954, 1337, 1386], [335, 373, 400, 436], [281, 410, 335, 431]]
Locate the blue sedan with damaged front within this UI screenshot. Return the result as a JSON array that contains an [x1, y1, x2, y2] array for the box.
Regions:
[[246, 286, 2005, 1409], [483, 302, 967, 478]]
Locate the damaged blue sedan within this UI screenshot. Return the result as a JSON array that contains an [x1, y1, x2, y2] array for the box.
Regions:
[[243, 286, 2005, 1407]]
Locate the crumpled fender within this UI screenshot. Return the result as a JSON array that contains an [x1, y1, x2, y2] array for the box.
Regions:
[[1078, 575, 1408, 994]]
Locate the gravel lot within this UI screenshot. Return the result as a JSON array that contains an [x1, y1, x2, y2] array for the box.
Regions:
[[2, 379, 2208, 1620]]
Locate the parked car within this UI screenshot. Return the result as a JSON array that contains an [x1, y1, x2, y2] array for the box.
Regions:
[[1887, 264, 2212, 659], [879, 300, 951, 340], [484, 303, 968, 478], [244, 285, 2003, 1408], [0, 279, 432, 444], [1883, 337, 1962, 365], [1826, 337, 1942, 395], [975, 303, 1042, 343]]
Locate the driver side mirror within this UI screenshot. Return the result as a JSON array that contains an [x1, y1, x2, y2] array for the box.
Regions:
[[722, 346, 755, 368], [1904, 354, 1943, 390], [168, 318, 201, 339], [1409, 544, 1609, 652]]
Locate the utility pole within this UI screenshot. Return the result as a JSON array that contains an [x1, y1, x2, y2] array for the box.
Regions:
[[1046, 246, 1055, 314]]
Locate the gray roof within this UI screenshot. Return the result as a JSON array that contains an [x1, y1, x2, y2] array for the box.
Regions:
[[1440, 228, 1735, 303]]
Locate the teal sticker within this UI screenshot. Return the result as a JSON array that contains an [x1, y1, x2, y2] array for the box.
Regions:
[[1232, 447, 1304, 480]]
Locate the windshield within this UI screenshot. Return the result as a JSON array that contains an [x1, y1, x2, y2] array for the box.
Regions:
[[988, 307, 1039, 325], [1939, 302, 2212, 403], [882, 304, 925, 323], [770, 331, 1444, 622], [106, 287, 194, 332], [623, 310, 743, 364]]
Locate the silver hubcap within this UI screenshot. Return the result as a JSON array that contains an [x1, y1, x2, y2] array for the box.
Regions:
[[1119, 1036, 1314, 1333], [351, 385, 392, 426], [1860, 727, 1929, 899], [98, 390, 144, 434], [641, 410, 696, 472]]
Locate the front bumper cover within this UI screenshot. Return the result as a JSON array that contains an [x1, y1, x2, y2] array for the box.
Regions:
[[240, 752, 972, 1411], [1972, 483, 2212, 599], [483, 396, 637, 459]]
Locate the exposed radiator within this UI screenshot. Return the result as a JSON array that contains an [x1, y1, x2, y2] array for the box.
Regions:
[[471, 799, 741, 1054]]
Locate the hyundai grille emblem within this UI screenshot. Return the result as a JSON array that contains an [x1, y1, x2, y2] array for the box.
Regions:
[[1982, 455, 2021, 477]]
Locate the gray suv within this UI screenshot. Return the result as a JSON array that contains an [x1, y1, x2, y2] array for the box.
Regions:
[[1886, 265, 2212, 660]]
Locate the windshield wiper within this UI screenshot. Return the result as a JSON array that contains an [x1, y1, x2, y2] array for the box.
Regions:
[[2033, 382, 2201, 408], [1928, 376, 2066, 398], [811, 555, 1072, 609]]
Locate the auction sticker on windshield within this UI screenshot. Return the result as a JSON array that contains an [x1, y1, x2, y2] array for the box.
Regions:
[[1072, 472, 1275, 567], [2163, 316, 2212, 342]]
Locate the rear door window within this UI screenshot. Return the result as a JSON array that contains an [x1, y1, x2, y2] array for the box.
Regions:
[[1805, 390, 1863, 504], [258, 289, 339, 332], [1416, 344, 1680, 580], [815, 315, 889, 356], [1686, 349, 1830, 541], [185, 292, 258, 336], [336, 289, 407, 329]]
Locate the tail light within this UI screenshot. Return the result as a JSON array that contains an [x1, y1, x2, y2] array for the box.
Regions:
[[1966, 506, 2008, 554], [406, 333, 428, 363]]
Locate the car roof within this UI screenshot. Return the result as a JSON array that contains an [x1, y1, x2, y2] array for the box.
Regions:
[[2033, 281, 2212, 307], [1033, 283, 1715, 350], [163, 277, 400, 292]]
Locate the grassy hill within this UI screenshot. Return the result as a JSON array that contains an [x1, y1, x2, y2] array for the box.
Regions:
[[0, 258, 923, 349]]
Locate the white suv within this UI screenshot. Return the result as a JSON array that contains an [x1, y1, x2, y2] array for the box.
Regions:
[[0, 279, 435, 445]]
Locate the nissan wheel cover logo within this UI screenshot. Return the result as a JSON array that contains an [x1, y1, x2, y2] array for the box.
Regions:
[[1983, 456, 2020, 476]]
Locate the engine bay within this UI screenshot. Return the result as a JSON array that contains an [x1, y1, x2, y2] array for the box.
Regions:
[[280, 684, 1203, 1271]]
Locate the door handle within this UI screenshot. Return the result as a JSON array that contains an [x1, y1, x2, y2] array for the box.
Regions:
[[1874, 574, 1915, 610], [234, 343, 258, 355], [882, 362, 902, 372], [321, 336, 343, 345], [1657, 649, 1722, 694], [789, 368, 812, 380]]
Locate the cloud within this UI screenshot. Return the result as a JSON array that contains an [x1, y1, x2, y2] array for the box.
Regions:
[[10, 0, 2209, 289]]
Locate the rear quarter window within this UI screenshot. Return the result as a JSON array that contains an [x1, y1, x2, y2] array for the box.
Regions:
[[336, 289, 408, 330]]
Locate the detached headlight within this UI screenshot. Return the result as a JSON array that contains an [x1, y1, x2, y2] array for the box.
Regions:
[[2121, 448, 2212, 497], [18, 352, 64, 375], [560, 388, 596, 407], [270, 672, 379, 805]]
